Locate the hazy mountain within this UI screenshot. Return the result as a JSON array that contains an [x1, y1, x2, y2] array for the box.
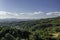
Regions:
[[0, 18, 32, 22], [0, 16, 59, 22]]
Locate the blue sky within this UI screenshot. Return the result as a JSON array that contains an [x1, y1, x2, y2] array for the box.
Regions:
[[0, 0, 60, 19]]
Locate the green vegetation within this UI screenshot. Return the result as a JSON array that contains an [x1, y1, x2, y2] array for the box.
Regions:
[[0, 16, 60, 40]]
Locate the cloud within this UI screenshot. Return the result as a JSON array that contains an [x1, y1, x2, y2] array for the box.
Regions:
[[19, 13, 25, 15], [33, 11, 43, 15], [0, 11, 19, 19], [0, 11, 44, 19], [0, 11, 60, 19], [46, 12, 60, 16]]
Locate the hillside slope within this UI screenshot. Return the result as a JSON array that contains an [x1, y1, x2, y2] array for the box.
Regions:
[[0, 16, 60, 40]]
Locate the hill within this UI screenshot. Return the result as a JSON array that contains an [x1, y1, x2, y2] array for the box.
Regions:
[[0, 16, 60, 40]]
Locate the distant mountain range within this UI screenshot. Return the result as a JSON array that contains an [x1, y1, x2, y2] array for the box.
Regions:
[[0, 18, 31, 22], [0, 16, 60, 22]]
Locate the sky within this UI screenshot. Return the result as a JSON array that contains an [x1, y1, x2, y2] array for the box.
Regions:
[[0, 0, 60, 19]]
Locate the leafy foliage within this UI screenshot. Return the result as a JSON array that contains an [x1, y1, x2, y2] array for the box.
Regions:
[[0, 16, 60, 40]]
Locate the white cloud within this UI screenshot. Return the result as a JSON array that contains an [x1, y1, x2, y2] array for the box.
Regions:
[[0, 11, 60, 19], [46, 12, 52, 15], [46, 12, 60, 16], [19, 13, 25, 15], [0, 11, 44, 19], [0, 11, 19, 19], [33, 11, 43, 15]]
